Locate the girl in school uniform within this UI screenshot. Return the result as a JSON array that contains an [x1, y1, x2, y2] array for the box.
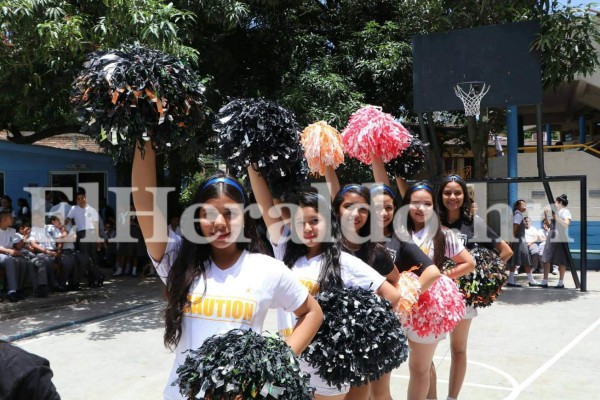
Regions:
[[132, 141, 323, 400], [436, 175, 512, 400], [399, 182, 475, 400], [247, 167, 399, 400]]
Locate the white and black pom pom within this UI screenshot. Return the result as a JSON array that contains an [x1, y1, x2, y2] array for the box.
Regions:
[[174, 329, 313, 400], [214, 98, 308, 198], [71, 44, 207, 163], [302, 286, 408, 389], [385, 137, 429, 179], [443, 245, 508, 308]]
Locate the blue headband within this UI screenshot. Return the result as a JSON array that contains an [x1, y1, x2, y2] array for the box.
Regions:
[[370, 184, 395, 198], [338, 184, 364, 197], [412, 184, 433, 193], [202, 177, 246, 203], [446, 174, 465, 183]]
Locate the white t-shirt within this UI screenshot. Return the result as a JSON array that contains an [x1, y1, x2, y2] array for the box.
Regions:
[[410, 226, 464, 261], [67, 204, 99, 232], [151, 231, 309, 400], [0, 227, 20, 249], [524, 226, 538, 243], [272, 237, 386, 338], [558, 208, 572, 221], [28, 226, 54, 250]]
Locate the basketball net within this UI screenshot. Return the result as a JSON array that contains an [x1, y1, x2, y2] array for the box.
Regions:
[[454, 82, 490, 116]]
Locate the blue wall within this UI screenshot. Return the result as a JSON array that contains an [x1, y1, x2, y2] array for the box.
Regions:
[[0, 140, 117, 204]]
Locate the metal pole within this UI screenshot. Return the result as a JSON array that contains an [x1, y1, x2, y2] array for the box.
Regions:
[[579, 116, 586, 144], [580, 176, 587, 291], [506, 106, 518, 207]]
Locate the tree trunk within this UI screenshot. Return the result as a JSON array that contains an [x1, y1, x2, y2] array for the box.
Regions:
[[467, 116, 488, 180]]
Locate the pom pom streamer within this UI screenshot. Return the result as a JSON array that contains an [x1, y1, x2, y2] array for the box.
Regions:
[[443, 246, 508, 308], [71, 44, 207, 163], [214, 98, 307, 198], [174, 329, 313, 400], [302, 286, 408, 389], [404, 275, 466, 338], [300, 121, 344, 176], [384, 137, 429, 180], [342, 106, 411, 164], [396, 271, 421, 317]]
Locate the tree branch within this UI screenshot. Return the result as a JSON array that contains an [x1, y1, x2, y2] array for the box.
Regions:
[[4, 125, 84, 144]]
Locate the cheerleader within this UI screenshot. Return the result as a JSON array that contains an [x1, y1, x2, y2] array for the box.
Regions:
[[399, 182, 475, 400], [436, 175, 512, 400], [248, 167, 400, 400], [132, 141, 323, 400]]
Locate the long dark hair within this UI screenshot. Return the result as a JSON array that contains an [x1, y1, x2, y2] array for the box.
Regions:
[[436, 175, 473, 225], [164, 173, 263, 349], [402, 182, 446, 269], [513, 199, 525, 213], [332, 184, 383, 266], [283, 191, 343, 291]]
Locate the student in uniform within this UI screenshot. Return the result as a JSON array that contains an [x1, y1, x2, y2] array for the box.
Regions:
[[132, 140, 323, 400], [436, 175, 512, 400], [400, 182, 475, 400]]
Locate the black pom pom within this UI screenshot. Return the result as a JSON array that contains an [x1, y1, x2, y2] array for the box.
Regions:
[[302, 287, 408, 389], [214, 98, 308, 198], [174, 329, 314, 400], [71, 44, 207, 163], [385, 137, 428, 179], [443, 245, 508, 308]]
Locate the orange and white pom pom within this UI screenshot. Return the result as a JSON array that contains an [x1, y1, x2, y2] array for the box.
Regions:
[[342, 106, 412, 165], [300, 121, 344, 176], [396, 271, 421, 317]]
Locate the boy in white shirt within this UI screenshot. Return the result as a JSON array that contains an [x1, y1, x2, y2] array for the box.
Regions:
[[0, 211, 29, 302]]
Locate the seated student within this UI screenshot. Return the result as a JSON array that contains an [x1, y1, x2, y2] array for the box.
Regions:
[[524, 217, 542, 273], [0, 211, 29, 302], [27, 215, 59, 297], [0, 340, 61, 400], [56, 221, 86, 291], [44, 215, 77, 291]]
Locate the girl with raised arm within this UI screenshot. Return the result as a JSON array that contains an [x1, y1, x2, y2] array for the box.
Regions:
[[132, 141, 323, 400]]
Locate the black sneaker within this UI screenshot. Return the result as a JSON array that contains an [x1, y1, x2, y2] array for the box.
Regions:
[[555, 284, 565, 289], [507, 282, 522, 287], [8, 292, 19, 302], [528, 282, 541, 287], [539, 283, 549, 288]]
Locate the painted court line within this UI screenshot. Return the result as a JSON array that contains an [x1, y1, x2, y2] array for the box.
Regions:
[[391, 374, 511, 392], [504, 316, 600, 400]]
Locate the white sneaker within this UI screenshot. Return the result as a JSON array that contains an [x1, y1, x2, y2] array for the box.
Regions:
[[112, 267, 123, 277], [551, 266, 559, 275]]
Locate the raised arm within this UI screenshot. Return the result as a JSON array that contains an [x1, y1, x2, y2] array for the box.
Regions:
[[132, 141, 168, 262], [247, 166, 285, 245], [324, 165, 340, 199], [371, 155, 391, 186]]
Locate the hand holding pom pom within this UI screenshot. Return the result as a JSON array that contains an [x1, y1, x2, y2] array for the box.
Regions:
[[444, 246, 508, 308], [302, 286, 408, 389], [342, 106, 411, 165], [71, 44, 208, 163], [214, 98, 308, 198], [403, 275, 466, 338], [301, 121, 344, 176], [395, 271, 421, 317], [174, 329, 313, 400]]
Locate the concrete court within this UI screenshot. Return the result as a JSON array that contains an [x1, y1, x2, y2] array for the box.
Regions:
[[11, 270, 600, 400]]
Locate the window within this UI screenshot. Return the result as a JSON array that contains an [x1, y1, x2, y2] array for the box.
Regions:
[[49, 171, 107, 203]]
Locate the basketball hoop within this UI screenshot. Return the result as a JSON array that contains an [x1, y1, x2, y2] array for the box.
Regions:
[[454, 81, 490, 116]]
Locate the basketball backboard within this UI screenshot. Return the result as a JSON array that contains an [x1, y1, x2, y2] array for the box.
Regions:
[[412, 20, 543, 113]]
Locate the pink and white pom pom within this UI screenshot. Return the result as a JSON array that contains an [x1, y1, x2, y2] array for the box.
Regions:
[[300, 121, 344, 176], [404, 275, 466, 338], [342, 106, 412, 164]]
